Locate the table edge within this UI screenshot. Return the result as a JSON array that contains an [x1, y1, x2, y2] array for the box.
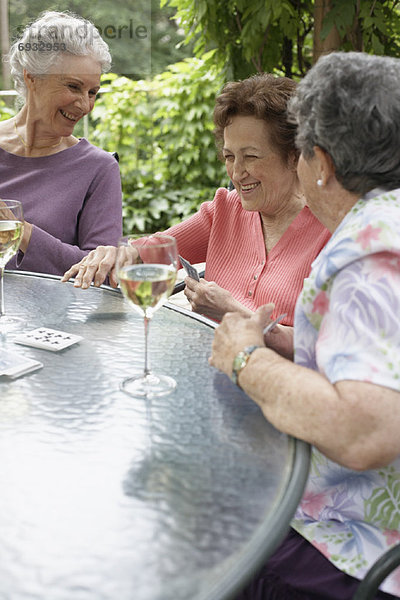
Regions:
[[196, 439, 310, 600]]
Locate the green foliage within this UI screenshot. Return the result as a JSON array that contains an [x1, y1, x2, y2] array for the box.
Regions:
[[90, 57, 226, 233], [321, 0, 356, 39], [359, 0, 400, 55], [150, 0, 196, 75], [160, 0, 315, 79], [161, 0, 400, 79], [321, 0, 400, 55], [121, 186, 217, 234], [0, 98, 16, 121]]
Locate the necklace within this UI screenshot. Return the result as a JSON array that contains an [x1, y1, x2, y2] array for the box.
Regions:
[[14, 119, 63, 150]]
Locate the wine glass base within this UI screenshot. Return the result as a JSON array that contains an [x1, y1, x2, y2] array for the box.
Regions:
[[0, 315, 25, 334], [120, 372, 177, 398]]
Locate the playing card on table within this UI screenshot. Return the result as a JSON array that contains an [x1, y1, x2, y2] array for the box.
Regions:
[[0, 349, 43, 378], [178, 255, 200, 281], [14, 327, 83, 352]]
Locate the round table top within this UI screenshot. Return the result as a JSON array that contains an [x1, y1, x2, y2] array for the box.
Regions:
[[0, 271, 310, 600]]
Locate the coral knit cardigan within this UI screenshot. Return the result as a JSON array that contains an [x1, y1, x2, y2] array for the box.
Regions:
[[165, 187, 331, 325]]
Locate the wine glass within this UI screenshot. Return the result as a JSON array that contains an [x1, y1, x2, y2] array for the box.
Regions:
[[117, 234, 178, 398], [0, 199, 24, 333]]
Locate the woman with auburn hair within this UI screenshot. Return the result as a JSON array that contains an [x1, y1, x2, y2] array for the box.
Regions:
[[63, 73, 330, 324]]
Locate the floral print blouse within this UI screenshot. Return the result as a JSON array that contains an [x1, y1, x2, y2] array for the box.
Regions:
[[292, 189, 400, 595]]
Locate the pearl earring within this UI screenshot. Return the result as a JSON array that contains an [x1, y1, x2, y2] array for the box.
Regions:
[[317, 179, 323, 187]]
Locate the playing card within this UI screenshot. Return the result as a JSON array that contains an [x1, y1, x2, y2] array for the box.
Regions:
[[14, 327, 83, 352], [0, 349, 43, 378], [178, 255, 200, 281], [262, 313, 287, 335]]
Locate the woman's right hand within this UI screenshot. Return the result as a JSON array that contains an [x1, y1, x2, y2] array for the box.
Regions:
[[184, 277, 253, 321], [61, 245, 118, 288]]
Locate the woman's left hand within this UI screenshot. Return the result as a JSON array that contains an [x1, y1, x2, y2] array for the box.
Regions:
[[210, 303, 274, 376], [184, 278, 252, 320]]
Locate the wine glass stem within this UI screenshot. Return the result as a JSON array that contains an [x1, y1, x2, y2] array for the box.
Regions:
[[0, 267, 4, 318], [143, 316, 150, 377]]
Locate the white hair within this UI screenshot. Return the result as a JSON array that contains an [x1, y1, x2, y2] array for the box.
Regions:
[[7, 11, 111, 98]]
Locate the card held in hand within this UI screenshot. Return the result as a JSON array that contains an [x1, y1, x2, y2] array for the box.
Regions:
[[14, 327, 83, 352], [178, 255, 200, 281]]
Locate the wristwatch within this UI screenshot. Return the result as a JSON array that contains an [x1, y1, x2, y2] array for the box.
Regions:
[[231, 345, 261, 387]]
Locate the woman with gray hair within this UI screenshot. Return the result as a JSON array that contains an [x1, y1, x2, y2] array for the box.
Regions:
[[0, 11, 122, 275], [211, 51, 400, 599]]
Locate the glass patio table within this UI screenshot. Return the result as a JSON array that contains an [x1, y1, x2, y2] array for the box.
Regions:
[[0, 271, 310, 600]]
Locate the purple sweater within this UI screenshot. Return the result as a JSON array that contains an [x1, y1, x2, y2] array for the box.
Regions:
[[0, 139, 122, 276]]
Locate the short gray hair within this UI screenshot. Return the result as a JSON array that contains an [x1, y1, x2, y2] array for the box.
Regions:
[[8, 11, 111, 99], [289, 51, 400, 195]]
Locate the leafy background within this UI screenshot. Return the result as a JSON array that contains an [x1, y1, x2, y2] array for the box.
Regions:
[[90, 57, 226, 233], [2, 0, 400, 233]]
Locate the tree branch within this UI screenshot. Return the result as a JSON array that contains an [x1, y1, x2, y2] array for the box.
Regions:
[[253, 24, 270, 73], [235, 11, 242, 33]]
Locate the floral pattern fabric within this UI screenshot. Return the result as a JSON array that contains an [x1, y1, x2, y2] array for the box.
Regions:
[[292, 189, 400, 596]]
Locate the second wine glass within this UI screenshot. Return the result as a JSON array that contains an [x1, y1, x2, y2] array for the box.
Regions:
[[0, 199, 24, 333], [117, 234, 178, 398]]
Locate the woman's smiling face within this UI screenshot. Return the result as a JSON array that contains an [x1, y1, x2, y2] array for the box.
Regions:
[[223, 115, 298, 216], [25, 53, 101, 137]]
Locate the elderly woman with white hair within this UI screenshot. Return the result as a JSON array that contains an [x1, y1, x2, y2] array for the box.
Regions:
[[0, 11, 122, 275], [211, 51, 400, 600]]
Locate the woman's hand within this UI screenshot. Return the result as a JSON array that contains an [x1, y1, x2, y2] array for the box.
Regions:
[[61, 245, 118, 288], [210, 304, 275, 376], [184, 278, 252, 320]]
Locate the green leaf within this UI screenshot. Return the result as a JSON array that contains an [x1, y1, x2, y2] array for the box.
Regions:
[[371, 33, 384, 54]]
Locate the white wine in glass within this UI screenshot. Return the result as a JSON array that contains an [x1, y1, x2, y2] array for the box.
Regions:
[[0, 199, 24, 333], [117, 234, 178, 398]]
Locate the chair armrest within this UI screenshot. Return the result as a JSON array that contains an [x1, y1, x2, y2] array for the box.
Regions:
[[352, 544, 400, 600]]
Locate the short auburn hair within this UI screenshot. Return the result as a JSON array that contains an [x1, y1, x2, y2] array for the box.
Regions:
[[213, 73, 298, 165]]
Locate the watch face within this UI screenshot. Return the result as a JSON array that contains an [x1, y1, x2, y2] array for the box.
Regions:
[[232, 352, 247, 373], [231, 346, 260, 386]]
